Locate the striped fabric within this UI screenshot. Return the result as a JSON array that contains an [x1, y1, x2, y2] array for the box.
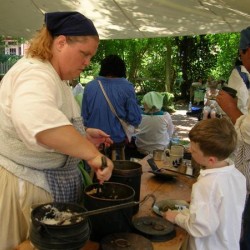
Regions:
[[44, 157, 83, 203], [235, 142, 250, 250], [44, 117, 85, 203], [235, 141, 250, 193]]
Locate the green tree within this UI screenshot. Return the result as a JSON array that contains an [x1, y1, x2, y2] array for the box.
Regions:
[[80, 33, 240, 101], [206, 32, 240, 80]]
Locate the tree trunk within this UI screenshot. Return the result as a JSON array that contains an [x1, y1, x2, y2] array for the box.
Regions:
[[179, 37, 192, 100], [165, 39, 172, 92]]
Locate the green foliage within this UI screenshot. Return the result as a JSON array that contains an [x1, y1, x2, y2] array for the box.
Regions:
[[162, 92, 175, 112], [58, 33, 242, 100], [0, 35, 5, 55], [206, 32, 240, 80], [136, 94, 144, 106], [174, 35, 218, 99], [0, 54, 21, 63], [80, 61, 100, 84], [0, 33, 240, 102], [0, 36, 24, 63]]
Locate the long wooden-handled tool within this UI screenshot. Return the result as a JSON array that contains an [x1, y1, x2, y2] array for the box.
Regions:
[[55, 194, 156, 225]]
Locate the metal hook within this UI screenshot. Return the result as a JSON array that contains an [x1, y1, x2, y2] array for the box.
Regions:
[[139, 194, 156, 208]]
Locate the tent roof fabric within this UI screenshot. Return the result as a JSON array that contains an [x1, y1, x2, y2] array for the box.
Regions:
[[0, 0, 250, 39]]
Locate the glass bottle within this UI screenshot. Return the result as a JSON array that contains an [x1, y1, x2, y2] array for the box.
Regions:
[[188, 101, 192, 112]]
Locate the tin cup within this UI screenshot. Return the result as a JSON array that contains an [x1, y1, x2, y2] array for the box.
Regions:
[[153, 150, 165, 161]]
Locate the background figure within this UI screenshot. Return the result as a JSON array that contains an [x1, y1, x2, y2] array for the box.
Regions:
[[0, 12, 114, 250], [135, 91, 174, 155], [70, 78, 85, 108], [165, 118, 246, 250], [202, 80, 220, 119], [216, 26, 250, 250], [82, 54, 142, 158], [191, 78, 206, 105], [228, 49, 250, 114]]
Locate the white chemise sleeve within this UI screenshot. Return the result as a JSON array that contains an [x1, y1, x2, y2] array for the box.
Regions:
[[10, 70, 73, 151]]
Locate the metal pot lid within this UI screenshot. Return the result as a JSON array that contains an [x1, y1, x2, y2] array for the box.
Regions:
[[132, 216, 176, 242], [100, 232, 153, 250]]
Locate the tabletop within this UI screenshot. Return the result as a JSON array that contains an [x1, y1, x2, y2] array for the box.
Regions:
[[83, 155, 196, 250], [17, 156, 196, 250]]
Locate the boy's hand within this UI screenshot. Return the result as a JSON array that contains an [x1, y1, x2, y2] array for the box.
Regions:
[[164, 209, 179, 224]]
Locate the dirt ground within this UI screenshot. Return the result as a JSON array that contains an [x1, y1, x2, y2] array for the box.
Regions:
[[171, 104, 198, 141]]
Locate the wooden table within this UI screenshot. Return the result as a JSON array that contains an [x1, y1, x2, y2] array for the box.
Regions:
[[83, 155, 196, 250], [18, 156, 195, 250]]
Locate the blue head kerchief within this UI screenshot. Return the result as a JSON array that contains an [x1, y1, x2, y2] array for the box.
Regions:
[[45, 11, 98, 37], [239, 26, 250, 50]]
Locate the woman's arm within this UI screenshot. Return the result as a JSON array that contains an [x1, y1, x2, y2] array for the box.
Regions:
[[36, 125, 113, 183]]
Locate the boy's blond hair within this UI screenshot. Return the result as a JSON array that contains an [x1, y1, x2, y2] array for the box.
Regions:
[[189, 117, 237, 160]]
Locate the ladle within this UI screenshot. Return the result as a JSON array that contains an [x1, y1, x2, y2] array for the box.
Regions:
[[53, 194, 156, 225]]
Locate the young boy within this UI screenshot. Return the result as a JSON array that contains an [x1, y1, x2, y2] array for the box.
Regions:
[[165, 118, 246, 250]]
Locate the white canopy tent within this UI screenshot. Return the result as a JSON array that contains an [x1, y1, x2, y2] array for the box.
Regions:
[[0, 0, 250, 40]]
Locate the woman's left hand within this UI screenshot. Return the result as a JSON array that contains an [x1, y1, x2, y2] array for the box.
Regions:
[[85, 128, 113, 147]]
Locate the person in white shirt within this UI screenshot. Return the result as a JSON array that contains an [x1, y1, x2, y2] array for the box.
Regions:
[[217, 27, 250, 250], [227, 27, 250, 115], [0, 11, 114, 250], [135, 91, 174, 155], [228, 59, 250, 114], [70, 79, 85, 108], [165, 118, 246, 250]]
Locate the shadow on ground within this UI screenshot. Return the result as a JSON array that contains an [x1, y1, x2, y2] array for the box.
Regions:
[[171, 104, 198, 141]]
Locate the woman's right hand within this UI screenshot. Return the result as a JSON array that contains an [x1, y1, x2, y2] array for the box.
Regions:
[[87, 155, 114, 184]]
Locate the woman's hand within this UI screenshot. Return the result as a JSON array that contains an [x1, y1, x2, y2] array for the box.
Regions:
[[85, 128, 113, 148], [87, 154, 114, 184]]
